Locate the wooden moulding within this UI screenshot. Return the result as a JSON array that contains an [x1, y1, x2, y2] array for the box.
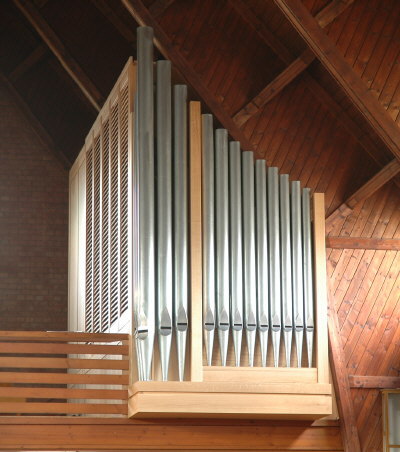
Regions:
[[128, 381, 332, 419]]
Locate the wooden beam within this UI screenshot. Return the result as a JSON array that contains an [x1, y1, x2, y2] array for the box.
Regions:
[[121, 0, 255, 151], [326, 159, 400, 228], [90, 0, 137, 44], [274, 0, 400, 163], [0, 418, 343, 450], [229, 0, 295, 65], [230, 0, 395, 175], [13, 0, 104, 111], [0, 72, 70, 168], [233, 0, 354, 126], [326, 237, 400, 250], [233, 51, 314, 126], [327, 285, 361, 452], [315, 0, 354, 28], [349, 375, 400, 389], [148, 0, 176, 17], [8, 44, 47, 81]]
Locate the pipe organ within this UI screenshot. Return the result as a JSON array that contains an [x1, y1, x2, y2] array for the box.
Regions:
[[69, 26, 332, 419]]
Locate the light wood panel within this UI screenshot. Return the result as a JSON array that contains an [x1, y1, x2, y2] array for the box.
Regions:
[[0, 330, 129, 341], [0, 342, 128, 355], [189, 101, 203, 382], [0, 387, 127, 400], [0, 331, 129, 417], [0, 356, 129, 369]]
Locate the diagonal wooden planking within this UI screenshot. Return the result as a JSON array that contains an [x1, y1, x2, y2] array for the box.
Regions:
[[274, 0, 400, 163], [327, 283, 361, 452], [121, 0, 255, 151], [233, 0, 354, 126], [13, 0, 104, 112]]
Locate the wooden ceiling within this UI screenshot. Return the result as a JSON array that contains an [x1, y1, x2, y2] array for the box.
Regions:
[[1, 1, 400, 451]]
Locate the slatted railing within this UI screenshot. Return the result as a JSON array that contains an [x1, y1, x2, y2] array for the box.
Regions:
[[0, 331, 129, 417]]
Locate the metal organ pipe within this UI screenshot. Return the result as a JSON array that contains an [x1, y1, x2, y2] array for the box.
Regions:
[[156, 60, 173, 381], [268, 167, 281, 367], [242, 151, 257, 367], [291, 181, 304, 367], [130, 27, 318, 377], [255, 160, 269, 367], [302, 188, 314, 368], [135, 26, 155, 381], [202, 114, 216, 367], [280, 174, 293, 368], [215, 129, 230, 366], [173, 85, 189, 381], [229, 141, 243, 367]]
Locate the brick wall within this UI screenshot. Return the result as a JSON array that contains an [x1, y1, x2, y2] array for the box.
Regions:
[[0, 81, 68, 331]]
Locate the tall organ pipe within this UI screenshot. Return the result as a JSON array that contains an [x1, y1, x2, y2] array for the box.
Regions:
[[268, 167, 281, 367], [280, 175, 293, 367], [242, 151, 257, 367], [202, 114, 215, 366], [215, 129, 230, 366], [173, 85, 188, 381], [291, 181, 304, 367], [255, 160, 269, 367], [135, 26, 155, 381], [229, 141, 243, 367], [156, 60, 172, 381], [302, 188, 314, 368]]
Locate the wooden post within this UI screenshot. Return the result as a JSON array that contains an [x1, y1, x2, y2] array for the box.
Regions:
[[189, 101, 203, 382], [312, 193, 329, 384]]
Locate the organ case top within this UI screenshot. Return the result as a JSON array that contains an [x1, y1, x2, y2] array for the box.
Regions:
[[68, 27, 332, 420]]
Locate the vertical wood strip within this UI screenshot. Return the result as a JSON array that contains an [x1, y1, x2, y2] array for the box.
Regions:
[[127, 63, 138, 384], [189, 101, 203, 382], [313, 193, 329, 384]]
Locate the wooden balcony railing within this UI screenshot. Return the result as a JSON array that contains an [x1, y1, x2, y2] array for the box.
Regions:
[[0, 331, 129, 417]]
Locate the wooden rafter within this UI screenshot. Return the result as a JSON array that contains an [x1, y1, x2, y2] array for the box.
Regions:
[[326, 159, 400, 229], [229, 0, 294, 65], [231, 0, 398, 178], [234, 51, 314, 126], [121, 0, 255, 151], [314, 0, 355, 28], [0, 72, 70, 168], [90, 0, 136, 44], [8, 44, 47, 81], [233, 0, 354, 126], [13, 0, 104, 112], [327, 285, 361, 452], [274, 0, 400, 163], [349, 376, 400, 389], [148, 0, 176, 17], [326, 237, 400, 250]]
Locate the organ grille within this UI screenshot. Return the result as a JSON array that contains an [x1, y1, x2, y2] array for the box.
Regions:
[[85, 76, 131, 333], [85, 145, 93, 333]]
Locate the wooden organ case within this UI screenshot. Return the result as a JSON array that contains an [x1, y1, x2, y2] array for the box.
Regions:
[[69, 27, 332, 421]]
